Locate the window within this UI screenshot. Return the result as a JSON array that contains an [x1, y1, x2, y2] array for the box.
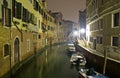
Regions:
[[112, 37, 118, 46], [38, 6, 41, 14], [42, 23, 47, 32], [38, 20, 40, 28], [4, 44, 9, 56], [48, 26, 51, 30], [38, 35, 41, 39], [97, 36, 102, 44], [12, 1, 22, 19], [16, 2, 22, 19], [33, 34, 37, 40], [34, 16, 37, 25], [90, 37, 93, 42], [2, 5, 11, 27], [113, 12, 119, 27], [27, 39, 30, 52], [33, 0, 39, 11], [51, 27, 54, 31], [22, 7, 26, 22], [29, 13, 34, 24], [99, 19, 103, 29], [59, 22, 62, 25], [22, 7, 29, 23]]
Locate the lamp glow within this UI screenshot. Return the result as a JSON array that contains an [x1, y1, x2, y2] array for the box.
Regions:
[[80, 28, 85, 34], [73, 31, 78, 36]]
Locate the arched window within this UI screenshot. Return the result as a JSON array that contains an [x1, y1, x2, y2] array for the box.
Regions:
[[4, 44, 9, 56], [14, 38, 19, 63]]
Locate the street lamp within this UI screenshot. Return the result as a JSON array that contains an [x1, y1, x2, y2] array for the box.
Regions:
[[79, 28, 85, 40], [73, 30, 79, 41], [73, 30, 78, 36], [80, 28, 85, 34]]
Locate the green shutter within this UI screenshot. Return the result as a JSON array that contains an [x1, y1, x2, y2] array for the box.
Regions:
[[2, 5, 4, 25], [17, 2, 22, 19], [12, 0, 15, 17], [8, 9, 11, 27], [22, 7, 26, 22]]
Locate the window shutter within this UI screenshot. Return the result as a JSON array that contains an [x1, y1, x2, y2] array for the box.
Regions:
[[26, 10, 28, 23], [8, 9, 11, 27], [12, 0, 15, 17], [2, 5, 4, 25], [33, 0, 36, 9], [36, 1, 38, 11], [22, 7, 26, 22], [17, 2, 22, 19]]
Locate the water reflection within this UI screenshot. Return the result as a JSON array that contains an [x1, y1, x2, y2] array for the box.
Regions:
[[45, 49, 48, 64], [12, 45, 79, 78]]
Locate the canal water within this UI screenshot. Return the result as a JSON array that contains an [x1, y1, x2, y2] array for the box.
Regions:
[[12, 44, 79, 78]]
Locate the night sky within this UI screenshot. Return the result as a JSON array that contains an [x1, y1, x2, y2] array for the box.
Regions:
[[46, 0, 86, 23]]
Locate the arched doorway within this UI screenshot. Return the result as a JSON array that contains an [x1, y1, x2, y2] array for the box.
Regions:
[[14, 38, 20, 64]]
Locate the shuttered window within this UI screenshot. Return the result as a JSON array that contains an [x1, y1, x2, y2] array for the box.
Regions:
[[2, 5, 11, 27], [22, 7, 30, 23], [12, 0, 15, 17], [16, 2, 22, 19], [33, 0, 39, 11], [22, 7, 26, 22], [12, 0, 22, 19]]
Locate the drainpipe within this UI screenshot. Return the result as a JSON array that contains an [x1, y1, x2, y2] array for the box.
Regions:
[[10, 0, 12, 77], [10, 26, 12, 77], [12, 21, 23, 42]]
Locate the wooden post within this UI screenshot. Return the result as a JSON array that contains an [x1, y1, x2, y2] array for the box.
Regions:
[[103, 47, 107, 74]]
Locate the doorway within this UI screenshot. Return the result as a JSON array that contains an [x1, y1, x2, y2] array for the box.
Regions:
[[14, 38, 20, 64]]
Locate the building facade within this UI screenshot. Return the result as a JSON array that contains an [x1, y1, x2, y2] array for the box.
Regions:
[[86, 0, 120, 61], [63, 20, 79, 42], [0, 0, 60, 77], [79, 10, 86, 39], [52, 12, 64, 43]]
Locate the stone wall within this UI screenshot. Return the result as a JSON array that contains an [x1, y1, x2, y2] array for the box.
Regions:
[[76, 45, 120, 78]]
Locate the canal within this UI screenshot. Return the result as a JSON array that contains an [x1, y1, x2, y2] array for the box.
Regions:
[[12, 44, 79, 78]]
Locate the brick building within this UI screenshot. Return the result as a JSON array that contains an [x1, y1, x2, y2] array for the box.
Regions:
[[0, 0, 61, 77]]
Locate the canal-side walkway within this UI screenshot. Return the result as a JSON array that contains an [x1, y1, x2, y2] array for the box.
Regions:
[[76, 40, 120, 78]]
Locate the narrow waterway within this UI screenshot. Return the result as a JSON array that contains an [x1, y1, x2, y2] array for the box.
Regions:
[[12, 44, 79, 78]]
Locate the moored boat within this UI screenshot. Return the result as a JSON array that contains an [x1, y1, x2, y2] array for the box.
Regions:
[[79, 68, 109, 78], [70, 53, 86, 66]]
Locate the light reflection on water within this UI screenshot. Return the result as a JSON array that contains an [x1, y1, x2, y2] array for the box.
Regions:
[[12, 45, 79, 78]]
